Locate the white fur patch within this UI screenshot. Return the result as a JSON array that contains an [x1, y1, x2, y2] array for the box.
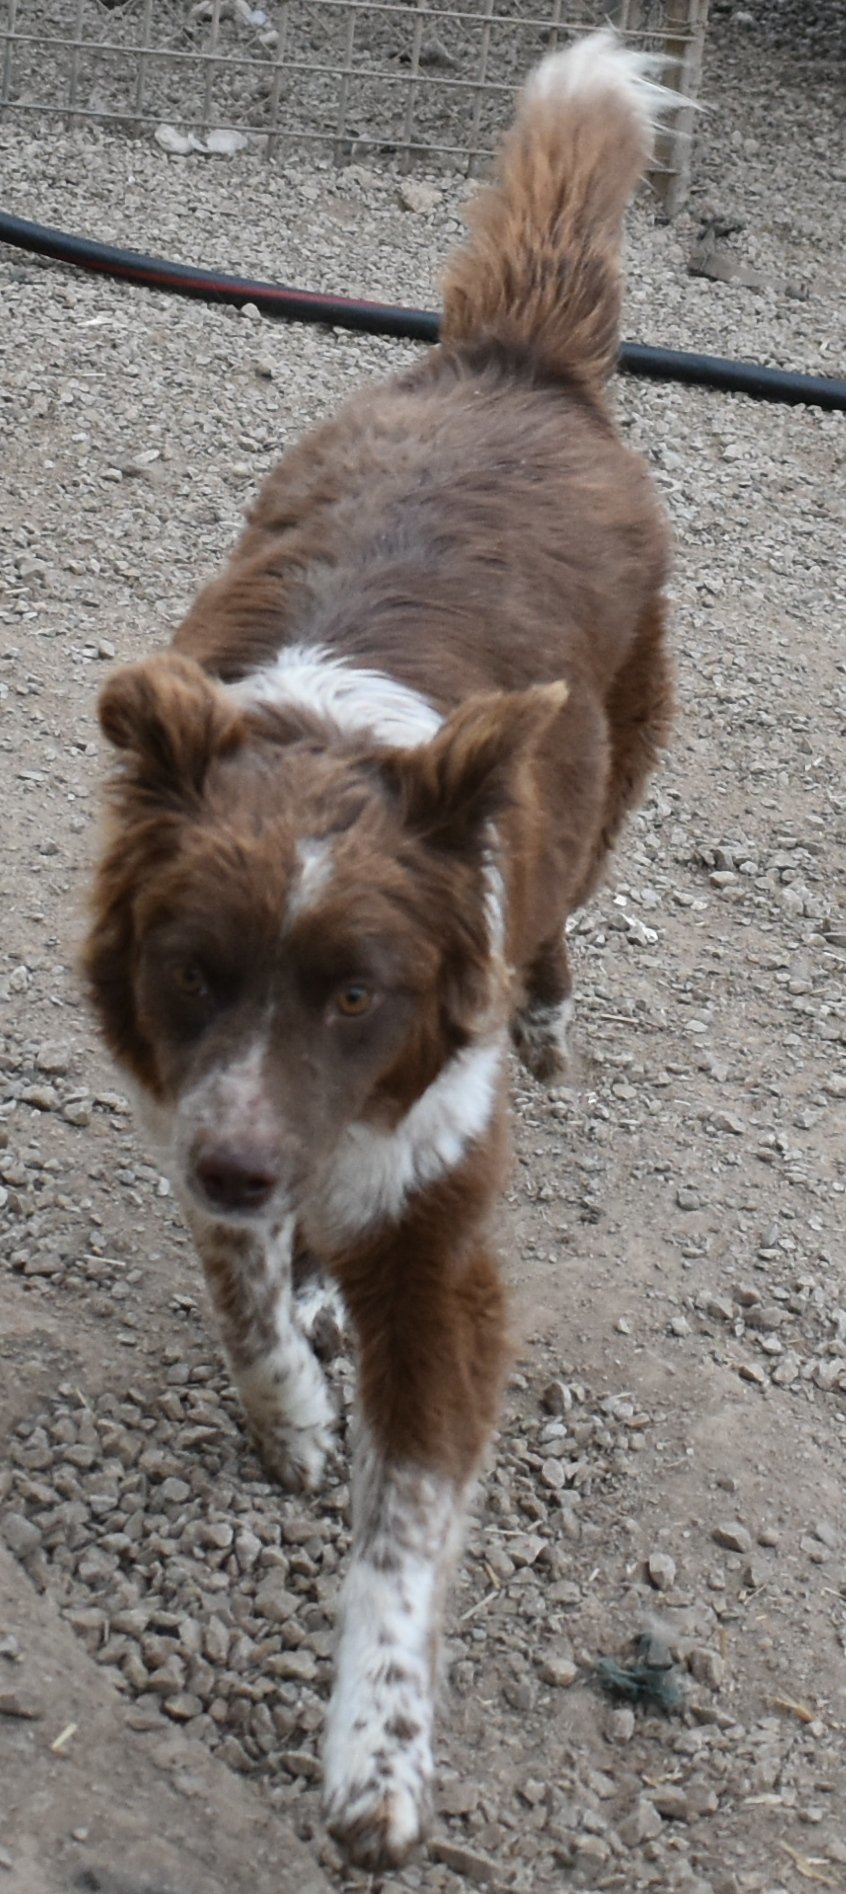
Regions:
[[526, 28, 694, 136], [293, 1270, 348, 1345], [286, 837, 335, 926], [323, 1439, 465, 1866], [309, 1036, 504, 1246], [229, 642, 442, 749], [482, 833, 507, 964]]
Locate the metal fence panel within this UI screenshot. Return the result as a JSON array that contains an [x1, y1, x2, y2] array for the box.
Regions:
[[0, 0, 707, 203]]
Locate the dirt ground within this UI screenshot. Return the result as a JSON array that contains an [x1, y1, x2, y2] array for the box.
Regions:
[[1, 5, 845, 1891]]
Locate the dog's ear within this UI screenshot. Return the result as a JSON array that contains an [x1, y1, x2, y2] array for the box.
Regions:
[[380, 681, 568, 846], [98, 653, 246, 800]]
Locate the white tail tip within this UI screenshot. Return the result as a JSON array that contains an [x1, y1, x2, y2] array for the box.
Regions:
[[525, 28, 697, 136]]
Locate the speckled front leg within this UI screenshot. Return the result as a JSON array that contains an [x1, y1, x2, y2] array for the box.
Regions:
[[189, 1212, 335, 1490], [323, 1431, 467, 1869]]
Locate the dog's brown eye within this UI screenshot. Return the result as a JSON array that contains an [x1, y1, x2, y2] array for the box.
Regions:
[[175, 962, 209, 1000], [334, 983, 373, 1019]]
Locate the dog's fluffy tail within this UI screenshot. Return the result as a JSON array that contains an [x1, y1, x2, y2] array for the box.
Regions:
[[441, 30, 688, 396]]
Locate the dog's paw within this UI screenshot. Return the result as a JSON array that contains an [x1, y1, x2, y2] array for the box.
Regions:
[[511, 996, 574, 1084], [250, 1412, 335, 1493], [238, 1339, 336, 1492], [323, 1734, 432, 1871]]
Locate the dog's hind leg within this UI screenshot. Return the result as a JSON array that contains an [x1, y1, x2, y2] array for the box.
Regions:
[[511, 931, 574, 1083], [189, 1211, 335, 1491], [598, 594, 675, 866]]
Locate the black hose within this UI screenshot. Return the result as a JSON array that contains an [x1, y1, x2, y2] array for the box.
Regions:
[[2, 210, 845, 413]]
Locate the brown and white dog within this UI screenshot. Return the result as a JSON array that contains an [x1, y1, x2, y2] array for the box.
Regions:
[[84, 32, 676, 1871]]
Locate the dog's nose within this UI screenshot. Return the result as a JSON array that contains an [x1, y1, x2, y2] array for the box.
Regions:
[[193, 1146, 279, 1215]]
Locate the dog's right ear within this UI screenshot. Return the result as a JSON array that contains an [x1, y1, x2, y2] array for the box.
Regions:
[[98, 653, 246, 801]]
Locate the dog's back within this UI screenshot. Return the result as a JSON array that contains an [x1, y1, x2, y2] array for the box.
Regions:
[[172, 33, 674, 921], [86, 32, 679, 1873]]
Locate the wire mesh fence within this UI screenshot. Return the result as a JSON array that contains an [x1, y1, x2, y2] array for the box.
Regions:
[[0, 0, 708, 204]]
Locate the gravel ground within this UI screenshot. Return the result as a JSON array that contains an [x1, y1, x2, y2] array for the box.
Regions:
[[1, 4, 845, 1891]]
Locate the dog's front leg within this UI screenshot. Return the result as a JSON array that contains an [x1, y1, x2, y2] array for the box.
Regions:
[[188, 1211, 335, 1491], [322, 1220, 508, 1869]]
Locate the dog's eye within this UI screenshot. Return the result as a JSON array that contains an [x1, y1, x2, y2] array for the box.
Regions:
[[175, 961, 210, 1001], [333, 983, 373, 1019]]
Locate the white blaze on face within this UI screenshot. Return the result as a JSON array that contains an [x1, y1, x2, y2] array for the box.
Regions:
[[285, 836, 335, 928], [161, 1038, 280, 1214]]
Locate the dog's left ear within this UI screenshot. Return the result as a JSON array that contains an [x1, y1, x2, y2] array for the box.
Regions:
[[98, 652, 246, 802], [380, 680, 568, 845]]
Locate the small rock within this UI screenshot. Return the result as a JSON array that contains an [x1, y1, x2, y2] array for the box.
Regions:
[[744, 1304, 783, 1332], [163, 1692, 203, 1721], [254, 1576, 298, 1622], [648, 1551, 677, 1592], [271, 1649, 317, 1683], [605, 1705, 636, 1743], [738, 1361, 767, 1386], [509, 1533, 546, 1567], [713, 1521, 752, 1554], [205, 128, 248, 155], [814, 1520, 839, 1549], [397, 179, 441, 214], [814, 1358, 844, 1390], [541, 1380, 572, 1416], [771, 1352, 801, 1386], [419, 33, 456, 68], [2, 1513, 42, 1560], [234, 1528, 262, 1570], [36, 1042, 70, 1075], [619, 1797, 664, 1846], [538, 1651, 578, 1688], [652, 1784, 691, 1822], [0, 1691, 42, 1720], [154, 123, 199, 156], [159, 1477, 191, 1505], [440, 1776, 480, 1816], [279, 1748, 320, 1782], [430, 1839, 501, 1884], [688, 1647, 725, 1690], [519, 1776, 547, 1807], [20, 1085, 59, 1112], [702, 1293, 735, 1322], [677, 1186, 702, 1211], [540, 1458, 566, 1492]]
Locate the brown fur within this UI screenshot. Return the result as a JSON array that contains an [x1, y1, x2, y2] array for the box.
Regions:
[[84, 41, 675, 1870]]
